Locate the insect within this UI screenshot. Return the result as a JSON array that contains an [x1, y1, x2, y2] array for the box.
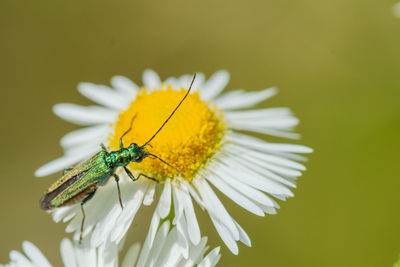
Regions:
[[40, 74, 196, 242]]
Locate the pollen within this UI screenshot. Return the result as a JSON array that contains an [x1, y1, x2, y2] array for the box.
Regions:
[[109, 86, 225, 181]]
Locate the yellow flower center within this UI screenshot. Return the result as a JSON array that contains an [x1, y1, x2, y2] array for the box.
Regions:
[[109, 86, 225, 181]]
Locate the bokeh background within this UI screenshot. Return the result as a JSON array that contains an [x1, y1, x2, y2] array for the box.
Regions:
[[1, 0, 399, 266]]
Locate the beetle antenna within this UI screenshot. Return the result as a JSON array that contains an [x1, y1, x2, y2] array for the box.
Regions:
[[147, 153, 188, 181], [141, 73, 196, 148], [119, 113, 137, 149]]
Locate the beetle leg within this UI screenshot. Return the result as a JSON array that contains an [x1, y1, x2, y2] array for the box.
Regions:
[[137, 173, 158, 182], [79, 204, 85, 244], [113, 174, 123, 209], [123, 166, 136, 181], [79, 189, 97, 243], [123, 167, 158, 182]]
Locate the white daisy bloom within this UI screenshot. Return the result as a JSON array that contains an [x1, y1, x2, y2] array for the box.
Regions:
[[36, 70, 312, 254], [1, 221, 220, 267]]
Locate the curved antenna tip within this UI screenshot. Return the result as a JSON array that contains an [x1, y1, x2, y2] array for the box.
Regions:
[[141, 73, 197, 147]]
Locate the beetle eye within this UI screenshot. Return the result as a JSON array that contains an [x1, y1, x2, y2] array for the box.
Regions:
[[136, 154, 144, 162], [129, 143, 136, 149]]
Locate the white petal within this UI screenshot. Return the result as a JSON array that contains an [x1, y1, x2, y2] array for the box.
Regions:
[[225, 108, 299, 135], [22, 241, 51, 267], [269, 197, 280, 209], [225, 145, 302, 179], [35, 147, 97, 177], [86, 182, 120, 226], [143, 69, 161, 91], [155, 245, 183, 267], [198, 247, 221, 267], [225, 107, 293, 120], [225, 110, 300, 139], [164, 77, 180, 89], [221, 157, 294, 196], [52, 206, 75, 223], [60, 239, 77, 267], [167, 72, 206, 92], [180, 184, 201, 245], [53, 104, 117, 126], [227, 154, 297, 188], [153, 228, 182, 267], [215, 87, 277, 110], [110, 75, 139, 97], [64, 209, 82, 233], [136, 214, 162, 267], [235, 151, 302, 177], [253, 128, 300, 139], [206, 172, 264, 216], [186, 182, 204, 208], [233, 220, 251, 247], [182, 237, 208, 266], [63, 142, 100, 157], [177, 74, 193, 89], [228, 128, 300, 140], [175, 216, 189, 259], [97, 241, 118, 267], [209, 216, 238, 255], [78, 82, 131, 110], [259, 204, 277, 215], [230, 116, 299, 129], [172, 185, 184, 224], [74, 245, 96, 267], [227, 143, 306, 170], [190, 72, 205, 92], [156, 180, 172, 219], [200, 70, 230, 100], [9, 251, 34, 267], [194, 178, 239, 240], [90, 200, 122, 247], [143, 182, 156, 206], [228, 133, 313, 153], [271, 193, 289, 201], [62, 207, 80, 223], [121, 243, 141, 267], [64, 179, 120, 242], [60, 125, 109, 149], [145, 221, 170, 267], [273, 151, 309, 162], [212, 162, 275, 207], [111, 182, 147, 244]]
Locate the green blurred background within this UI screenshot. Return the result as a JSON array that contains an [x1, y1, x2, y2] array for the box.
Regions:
[[1, 0, 399, 266]]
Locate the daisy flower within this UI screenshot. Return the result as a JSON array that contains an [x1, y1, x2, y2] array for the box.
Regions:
[[35, 70, 312, 254], [1, 221, 220, 267]]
